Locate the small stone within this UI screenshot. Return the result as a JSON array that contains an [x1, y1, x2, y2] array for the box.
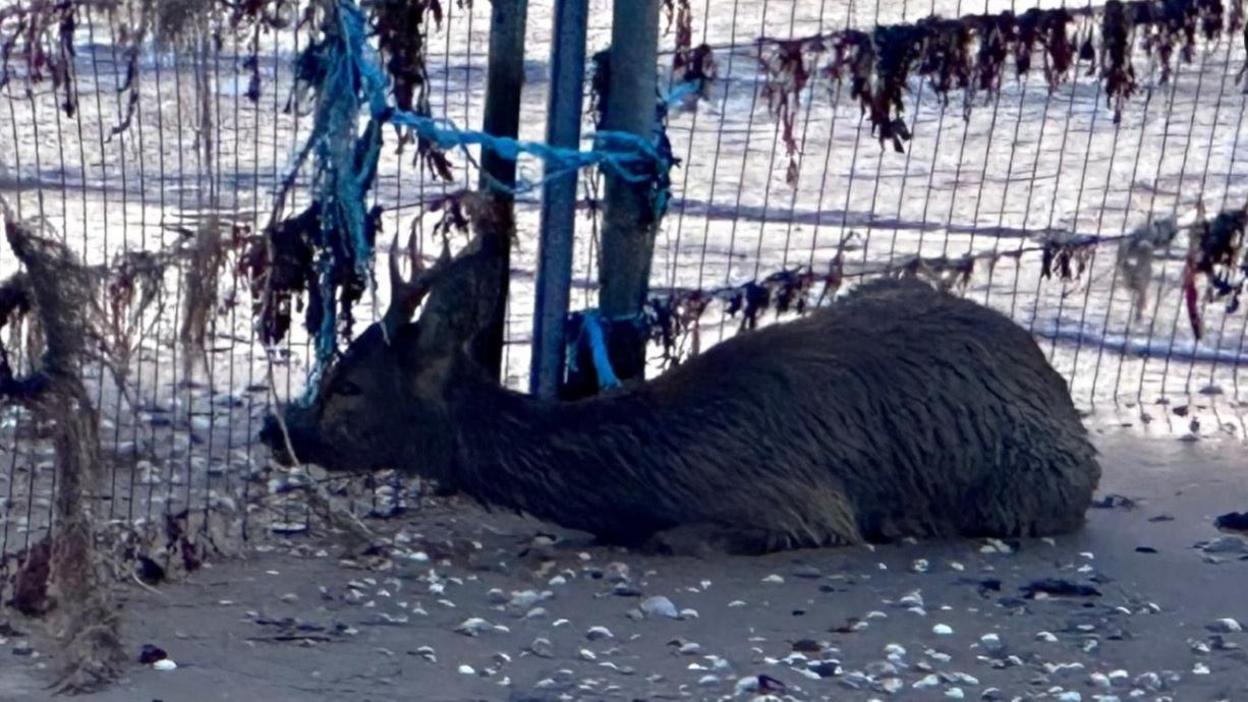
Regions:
[[605, 562, 630, 583], [1055, 692, 1081, 702], [898, 592, 925, 609], [697, 674, 721, 687], [528, 637, 554, 658], [1209, 618, 1243, 633], [808, 660, 840, 678], [792, 565, 821, 579], [153, 659, 177, 672], [640, 596, 679, 619], [586, 626, 614, 641], [914, 674, 941, 690], [678, 642, 701, 655], [981, 688, 1003, 701], [933, 624, 953, 636], [1192, 662, 1210, 675], [578, 648, 596, 661], [1036, 631, 1059, 643], [455, 617, 493, 637], [947, 688, 966, 699], [1089, 673, 1112, 689], [880, 677, 904, 694], [457, 664, 476, 675], [11, 641, 34, 656], [762, 574, 785, 584], [508, 590, 543, 610], [1133, 672, 1163, 691], [980, 633, 1004, 653]]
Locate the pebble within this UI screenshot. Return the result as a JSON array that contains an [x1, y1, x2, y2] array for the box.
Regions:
[[946, 688, 966, 699], [913, 674, 941, 689], [697, 674, 721, 687], [457, 664, 475, 675], [1056, 692, 1082, 702], [454, 617, 494, 636], [980, 633, 1004, 653], [640, 596, 679, 619], [1192, 663, 1210, 675], [529, 637, 554, 659], [1036, 631, 1059, 643], [933, 624, 954, 636], [1209, 618, 1243, 633], [898, 592, 925, 609], [762, 574, 785, 584], [791, 565, 821, 579], [1133, 672, 1163, 691], [11, 642, 33, 656], [605, 562, 630, 583], [153, 659, 177, 672], [586, 626, 614, 641]]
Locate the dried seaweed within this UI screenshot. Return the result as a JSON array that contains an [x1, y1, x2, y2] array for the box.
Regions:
[[0, 204, 125, 693], [367, 0, 456, 180], [1184, 205, 1248, 338], [1115, 218, 1179, 320], [758, 36, 824, 181], [664, 0, 694, 74], [767, 0, 1238, 154], [0, 0, 87, 117]]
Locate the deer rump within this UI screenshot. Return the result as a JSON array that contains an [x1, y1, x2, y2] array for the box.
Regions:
[[264, 271, 1101, 556]]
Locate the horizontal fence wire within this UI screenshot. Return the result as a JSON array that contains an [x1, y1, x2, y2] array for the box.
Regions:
[[0, 0, 1245, 565]]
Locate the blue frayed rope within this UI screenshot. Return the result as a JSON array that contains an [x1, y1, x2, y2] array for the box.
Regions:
[[291, 0, 685, 400]]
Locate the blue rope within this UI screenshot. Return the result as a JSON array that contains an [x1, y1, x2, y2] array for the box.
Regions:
[[294, 0, 686, 395], [565, 310, 626, 392]]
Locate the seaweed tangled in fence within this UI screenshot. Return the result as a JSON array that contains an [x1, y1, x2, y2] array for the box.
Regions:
[[0, 0, 85, 117], [760, 0, 1242, 158], [1183, 204, 1248, 339], [366, 0, 458, 180], [0, 202, 125, 693]]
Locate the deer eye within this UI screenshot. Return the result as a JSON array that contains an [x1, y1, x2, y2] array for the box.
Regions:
[[333, 380, 363, 397]]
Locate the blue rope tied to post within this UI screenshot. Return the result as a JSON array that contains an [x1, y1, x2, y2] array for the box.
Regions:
[[564, 310, 627, 392], [293, 0, 688, 397]]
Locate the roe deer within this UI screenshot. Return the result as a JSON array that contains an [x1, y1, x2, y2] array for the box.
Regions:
[[260, 232, 1101, 555]]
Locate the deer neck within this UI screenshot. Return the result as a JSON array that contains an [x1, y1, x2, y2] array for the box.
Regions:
[[442, 373, 675, 543]]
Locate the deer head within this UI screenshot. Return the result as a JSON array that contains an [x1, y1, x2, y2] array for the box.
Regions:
[[259, 223, 503, 480]]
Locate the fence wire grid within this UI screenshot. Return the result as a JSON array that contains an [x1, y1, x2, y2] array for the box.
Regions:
[[0, 0, 1246, 564]]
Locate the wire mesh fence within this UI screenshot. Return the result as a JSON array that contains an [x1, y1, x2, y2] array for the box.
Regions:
[[0, 0, 1245, 568]]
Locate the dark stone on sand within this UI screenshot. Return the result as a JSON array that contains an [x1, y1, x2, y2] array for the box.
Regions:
[[808, 661, 840, 678], [1135, 546, 1158, 554], [1092, 494, 1137, 510], [1020, 579, 1102, 599], [1214, 512, 1248, 533], [139, 644, 168, 664], [792, 638, 822, 653]]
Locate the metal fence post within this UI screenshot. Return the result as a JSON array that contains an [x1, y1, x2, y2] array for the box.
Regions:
[[477, 0, 528, 383], [530, 0, 589, 399], [597, 0, 661, 384]]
